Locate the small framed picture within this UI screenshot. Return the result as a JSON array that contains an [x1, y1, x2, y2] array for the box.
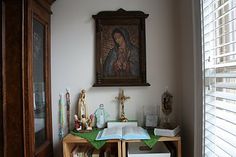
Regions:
[[92, 9, 150, 86]]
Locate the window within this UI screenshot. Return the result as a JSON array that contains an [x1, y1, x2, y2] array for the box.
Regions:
[[201, 0, 236, 156]]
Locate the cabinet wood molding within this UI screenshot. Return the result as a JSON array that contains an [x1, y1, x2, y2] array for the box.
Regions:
[[1, 1, 5, 157], [2, 0, 55, 157]]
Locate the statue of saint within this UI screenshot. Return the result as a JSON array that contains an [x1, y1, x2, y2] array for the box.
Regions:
[[77, 89, 88, 119], [161, 89, 173, 128], [94, 104, 109, 128]]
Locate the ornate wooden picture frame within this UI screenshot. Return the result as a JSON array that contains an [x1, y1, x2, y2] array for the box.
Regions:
[[92, 9, 150, 86]]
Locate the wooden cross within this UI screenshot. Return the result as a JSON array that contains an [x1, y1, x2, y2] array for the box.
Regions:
[[115, 89, 130, 122]]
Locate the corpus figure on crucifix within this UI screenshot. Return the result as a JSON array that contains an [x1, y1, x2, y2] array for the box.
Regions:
[[116, 89, 130, 122]]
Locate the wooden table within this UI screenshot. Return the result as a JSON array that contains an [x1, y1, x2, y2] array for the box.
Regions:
[[122, 136, 181, 157], [63, 134, 122, 157]]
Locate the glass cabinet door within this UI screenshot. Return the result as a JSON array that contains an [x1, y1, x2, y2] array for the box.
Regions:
[[31, 10, 53, 156], [32, 18, 47, 148]]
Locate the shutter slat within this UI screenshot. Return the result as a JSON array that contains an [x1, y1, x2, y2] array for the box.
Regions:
[[205, 109, 236, 125], [205, 137, 232, 157], [205, 73, 236, 78], [205, 112, 236, 136], [205, 121, 236, 146], [206, 100, 236, 113], [214, 82, 236, 89], [205, 130, 236, 156], [206, 91, 236, 101]]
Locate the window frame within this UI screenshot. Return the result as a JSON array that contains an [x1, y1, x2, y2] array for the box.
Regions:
[[192, 0, 204, 156]]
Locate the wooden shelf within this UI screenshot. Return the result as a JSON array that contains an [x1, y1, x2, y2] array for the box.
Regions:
[[122, 136, 181, 157], [63, 134, 122, 157], [63, 134, 181, 157]]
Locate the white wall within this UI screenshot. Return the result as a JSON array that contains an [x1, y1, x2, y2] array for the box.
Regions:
[[51, 0, 181, 156]]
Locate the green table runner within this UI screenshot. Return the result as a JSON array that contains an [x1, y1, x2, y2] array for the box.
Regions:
[[71, 129, 106, 150], [71, 128, 159, 149], [143, 130, 160, 148]]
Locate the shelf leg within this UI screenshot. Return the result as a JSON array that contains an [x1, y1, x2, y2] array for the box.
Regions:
[[178, 137, 182, 157], [118, 141, 122, 157], [122, 141, 126, 157]]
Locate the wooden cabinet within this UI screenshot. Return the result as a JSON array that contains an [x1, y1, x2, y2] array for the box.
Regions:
[[63, 134, 122, 157], [0, 2, 4, 157], [122, 136, 182, 157], [63, 134, 181, 157], [2, 1, 55, 157], [26, 1, 54, 157]]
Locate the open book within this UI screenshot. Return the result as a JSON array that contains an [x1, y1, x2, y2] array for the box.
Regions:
[[96, 126, 150, 140]]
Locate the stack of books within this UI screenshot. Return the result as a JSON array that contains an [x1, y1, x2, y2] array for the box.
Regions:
[[128, 142, 171, 157], [71, 145, 118, 157], [71, 146, 99, 157], [103, 145, 117, 157], [154, 125, 180, 137]]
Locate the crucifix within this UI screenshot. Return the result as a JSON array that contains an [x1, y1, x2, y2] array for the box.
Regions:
[[116, 89, 130, 122]]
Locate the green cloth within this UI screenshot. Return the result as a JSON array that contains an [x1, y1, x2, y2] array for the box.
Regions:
[[71, 128, 159, 150], [142, 130, 160, 148], [71, 129, 106, 150]]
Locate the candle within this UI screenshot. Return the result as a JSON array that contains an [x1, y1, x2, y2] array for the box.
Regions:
[[66, 89, 71, 133], [59, 94, 64, 140]]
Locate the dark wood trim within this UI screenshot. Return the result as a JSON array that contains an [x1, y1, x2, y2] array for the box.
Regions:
[[31, 13, 53, 157], [93, 83, 150, 87], [92, 8, 149, 19], [0, 1, 5, 157], [34, 0, 52, 14], [24, 1, 33, 156], [4, 1, 25, 156], [2, 0, 54, 157], [46, 0, 56, 5], [26, 1, 53, 157]]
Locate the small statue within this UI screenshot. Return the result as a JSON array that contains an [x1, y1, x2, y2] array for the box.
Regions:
[[74, 115, 81, 131], [77, 89, 88, 120], [161, 89, 173, 128], [89, 114, 95, 127], [74, 113, 94, 131], [74, 90, 94, 132], [94, 104, 109, 129], [81, 114, 87, 130], [86, 117, 92, 130]]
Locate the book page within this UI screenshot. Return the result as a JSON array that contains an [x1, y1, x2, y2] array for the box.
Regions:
[[102, 127, 122, 137], [96, 127, 122, 140], [122, 126, 150, 140]]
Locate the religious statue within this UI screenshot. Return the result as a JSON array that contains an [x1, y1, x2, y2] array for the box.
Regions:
[[74, 113, 94, 131], [161, 89, 173, 128], [116, 89, 130, 122], [87, 114, 95, 130], [77, 89, 88, 119], [94, 104, 109, 129], [74, 115, 82, 131], [74, 89, 93, 132]]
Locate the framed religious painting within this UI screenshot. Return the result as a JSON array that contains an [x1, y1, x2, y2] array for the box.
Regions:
[[92, 9, 150, 86]]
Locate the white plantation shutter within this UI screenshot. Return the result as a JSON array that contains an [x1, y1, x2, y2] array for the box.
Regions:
[[201, 0, 236, 156]]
